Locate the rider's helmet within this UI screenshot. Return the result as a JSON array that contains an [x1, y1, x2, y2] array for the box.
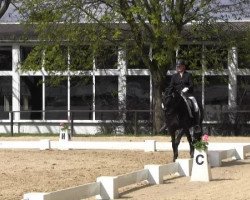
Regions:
[[176, 59, 186, 71], [176, 59, 186, 67]]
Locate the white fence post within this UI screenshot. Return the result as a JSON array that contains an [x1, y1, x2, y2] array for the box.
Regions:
[[208, 150, 222, 167], [234, 145, 250, 160], [191, 150, 212, 182], [144, 140, 156, 152], [23, 192, 47, 200], [144, 165, 162, 184], [96, 176, 118, 200], [176, 159, 192, 176], [39, 139, 51, 150]]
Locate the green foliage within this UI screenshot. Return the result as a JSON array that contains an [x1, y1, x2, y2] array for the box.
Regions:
[[193, 134, 209, 151], [17, 0, 249, 75], [21, 46, 43, 71], [44, 45, 68, 71], [69, 45, 93, 70], [193, 140, 208, 151]]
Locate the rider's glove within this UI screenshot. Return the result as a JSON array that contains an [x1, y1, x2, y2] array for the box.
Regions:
[[161, 103, 165, 110], [182, 87, 189, 93]]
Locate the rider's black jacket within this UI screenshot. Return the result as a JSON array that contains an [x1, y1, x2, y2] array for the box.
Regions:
[[168, 71, 193, 94]]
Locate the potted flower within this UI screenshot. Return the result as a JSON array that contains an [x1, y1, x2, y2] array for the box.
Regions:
[[59, 122, 71, 141], [193, 134, 209, 151], [60, 122, 69, 132]]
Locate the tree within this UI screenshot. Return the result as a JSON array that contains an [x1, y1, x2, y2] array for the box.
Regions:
[[16, 0, 250, 132], [0, 0, 10, 18]]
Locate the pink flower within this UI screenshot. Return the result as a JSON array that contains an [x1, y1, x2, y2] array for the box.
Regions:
[[202, 134, 209, 142]]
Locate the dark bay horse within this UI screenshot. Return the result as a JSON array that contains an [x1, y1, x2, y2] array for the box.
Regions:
[[162, 88, 203, 162]]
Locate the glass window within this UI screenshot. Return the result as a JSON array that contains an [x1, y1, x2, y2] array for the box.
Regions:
[[126, 76, 150, 120], [45, 77, 68, 119], [238, 46, 250, 69], [127, 44, 149, 69], [204, 76, 228, 121], [20, 46, 33, 62], [0, 76, 12, 119], [95, 46, 118, 69], [178, 45, 202, 70], [69, 46, 93, 70], [95, 76, 118, 120], [20, 46, 43, 70], [193, 75, 202, 105], [0, 46, 12, 71], [237, 76, 250, 109], [20, 76, 42, 120], [204, 45, 228, 69], [70, 76, 93, 120]]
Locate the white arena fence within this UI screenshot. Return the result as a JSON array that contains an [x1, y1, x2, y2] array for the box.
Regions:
[[0, 139, 249, 200], [23, 159, 192, 200]]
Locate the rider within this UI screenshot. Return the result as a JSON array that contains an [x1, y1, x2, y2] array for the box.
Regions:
[[168, 59, 199, 122]]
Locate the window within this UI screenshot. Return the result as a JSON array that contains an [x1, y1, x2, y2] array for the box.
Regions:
[[193, 75, 202, 105], [0, 46, 12, 71], [237, 76, 250, 109], [45, 77, 68, 119], [204, 45, 228, 69], [95, 46, 118, 69], [238, 46, 250, 69], [236, 76, 250, 129], [0, 76, 12, 119], [204, 76, 228, 121], [70, 76, 93, 120], [126, 76, 150, 120], [20, 46, 33, 62], [20, 76, 42, 120], [20, 46, 43, 70], [95, 76, 118, 120]]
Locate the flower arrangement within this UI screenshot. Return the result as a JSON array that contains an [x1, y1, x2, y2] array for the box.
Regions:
[[193, 134, 209, 151], [60, 122, 69, 132]]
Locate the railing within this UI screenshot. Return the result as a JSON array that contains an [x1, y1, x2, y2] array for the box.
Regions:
[[7, 109, 155, 136], [4, 109, 250, 136], [203, 109, 250, 135]]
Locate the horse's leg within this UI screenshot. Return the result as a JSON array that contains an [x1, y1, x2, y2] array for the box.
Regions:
[[171, 129, 184, 162], [174, 129, 184, 160], [171, 132, 178, 162], [186, 128, 194, 158], [170, 129, 179, 162]]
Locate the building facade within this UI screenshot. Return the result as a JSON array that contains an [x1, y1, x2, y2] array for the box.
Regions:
[[0, 6, 250, 135]]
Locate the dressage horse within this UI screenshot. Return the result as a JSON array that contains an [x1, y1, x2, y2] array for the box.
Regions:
[[162, 88, 203, 162]]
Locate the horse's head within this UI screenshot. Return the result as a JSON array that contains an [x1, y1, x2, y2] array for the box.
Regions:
[[162, 88, 182, 114]]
